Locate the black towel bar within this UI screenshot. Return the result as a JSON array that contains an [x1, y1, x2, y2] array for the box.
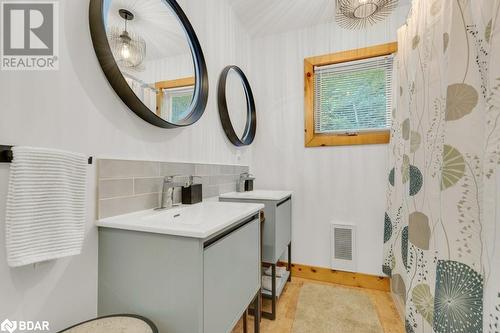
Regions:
[[0, 145, 93, 164]]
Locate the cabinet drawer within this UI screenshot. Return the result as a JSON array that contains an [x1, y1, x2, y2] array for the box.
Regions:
[[203, 218, 260, 333], [275, 197, 291, 262]]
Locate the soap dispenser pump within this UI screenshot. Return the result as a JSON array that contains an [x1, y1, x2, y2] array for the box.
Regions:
[[182, 175, 203, 205]]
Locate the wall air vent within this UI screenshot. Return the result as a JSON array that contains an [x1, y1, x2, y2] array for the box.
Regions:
[[331, 223, 357, 272]]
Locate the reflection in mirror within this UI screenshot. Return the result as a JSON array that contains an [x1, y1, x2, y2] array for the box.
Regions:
[[217, 66, 256, 147], [103, 0, 195, 124], [225, 70, 248, 139]]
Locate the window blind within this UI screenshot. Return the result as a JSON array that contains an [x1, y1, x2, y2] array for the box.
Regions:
[[314, 55, 393, 134]]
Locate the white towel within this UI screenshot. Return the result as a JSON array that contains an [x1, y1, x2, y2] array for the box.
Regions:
[[262, 276, 273, 292], [264, 266, 287, 278], [5, 147, 87, 267]]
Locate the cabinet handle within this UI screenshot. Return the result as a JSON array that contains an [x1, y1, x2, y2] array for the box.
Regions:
[[277, 196, 291, 207], [203, 214, 259, 249]]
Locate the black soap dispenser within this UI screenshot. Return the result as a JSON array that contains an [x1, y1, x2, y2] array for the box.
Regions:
[[245, 175, 255, 191], [182, 176, 203, 205]]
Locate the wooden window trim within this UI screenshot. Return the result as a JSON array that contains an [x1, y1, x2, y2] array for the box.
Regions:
[[155, 76, 195, 116], [304, 42, 398, 147]]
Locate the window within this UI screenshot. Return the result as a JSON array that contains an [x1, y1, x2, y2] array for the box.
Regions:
[[162, 87, 194, 123], [304, 42, 397, 147], [155, 76, 195, 123], [315, 55, 393, 134]]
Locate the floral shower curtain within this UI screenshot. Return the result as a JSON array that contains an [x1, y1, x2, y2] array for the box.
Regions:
[[383, 0, 500, 332]]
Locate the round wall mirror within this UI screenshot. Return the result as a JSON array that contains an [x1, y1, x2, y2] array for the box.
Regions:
[[89, 0, 208, 128], [217, 66, 256, 146]]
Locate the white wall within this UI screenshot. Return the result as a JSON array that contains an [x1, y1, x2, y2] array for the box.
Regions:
[[140, 52, 194, 83], [0, 0, 252, 330], [250, 6, 410, 276]]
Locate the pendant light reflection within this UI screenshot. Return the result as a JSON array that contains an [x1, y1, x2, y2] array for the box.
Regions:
[[108, 9, 146, 69]]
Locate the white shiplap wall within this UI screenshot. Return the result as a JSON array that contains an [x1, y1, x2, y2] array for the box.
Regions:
[[249, 4, 410, 276], [0, 0, 252, 330]]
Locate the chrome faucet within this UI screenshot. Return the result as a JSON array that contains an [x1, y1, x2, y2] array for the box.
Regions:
[[156, 176, 189, 210], [237, 172, 255, 192]]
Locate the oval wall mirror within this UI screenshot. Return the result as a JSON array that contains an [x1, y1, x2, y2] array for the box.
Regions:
[[89, 0, 208, 128], [217, 66, 256, 146]]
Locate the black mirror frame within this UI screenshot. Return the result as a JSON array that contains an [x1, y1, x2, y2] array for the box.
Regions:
[[89, 0, 209, 128], [217, 66, 256, 146]]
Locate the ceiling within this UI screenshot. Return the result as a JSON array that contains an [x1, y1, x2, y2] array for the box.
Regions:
[[230, 0, 411, 37], [231, 0, 335, 37], [105, 0, 191, 60], [104, 0, 411, 61]]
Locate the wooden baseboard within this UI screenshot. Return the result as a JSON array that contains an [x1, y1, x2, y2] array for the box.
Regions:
[[278, 262, 390, 292]]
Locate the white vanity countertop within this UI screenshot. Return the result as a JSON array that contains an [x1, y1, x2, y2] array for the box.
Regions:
[[96, 201, 264, 239], [219, 190, 292, 201]]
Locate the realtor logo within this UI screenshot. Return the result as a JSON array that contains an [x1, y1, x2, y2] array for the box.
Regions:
[[0, 319, 17, 333], [1, 1, 59, 70], [0, 319, 49, 332]]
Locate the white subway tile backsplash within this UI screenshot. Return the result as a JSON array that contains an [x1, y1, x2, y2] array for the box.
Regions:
[[98, 179, 134, 199], [160, 162, 195, 177], [195, 164, 221, 176], [219, 183, 236, 194], [134, 177, 163, 195], [99, 193, 159, 219], [203, 185, 220, 198], [97, 159, 249, 218], [99, 160, 160, 179]]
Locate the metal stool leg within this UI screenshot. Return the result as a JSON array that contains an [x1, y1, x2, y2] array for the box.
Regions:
[[287, 242, 292, 282], [261, 263, 277, 320], [242, 310, 247, 333], [254, 292, 261, 333], [271, 264, 276, 319]]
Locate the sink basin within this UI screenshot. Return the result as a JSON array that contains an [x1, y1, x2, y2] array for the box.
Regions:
[[96, 201, 264, 238], [219, 190, 292, 201], [142, 206, 191, 223]]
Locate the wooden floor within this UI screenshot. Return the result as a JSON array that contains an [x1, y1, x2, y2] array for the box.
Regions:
[[232, 277, 404, 333]]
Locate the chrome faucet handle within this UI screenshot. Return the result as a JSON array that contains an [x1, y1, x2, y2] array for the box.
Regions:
[[164, 174, 183, 180], [240, 172, 254, 180], [157, 175, 192, 210], [164, 175, 191, 186], [187, 175, 203, 185]]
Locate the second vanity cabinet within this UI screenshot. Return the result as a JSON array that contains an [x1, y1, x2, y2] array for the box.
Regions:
[[219, 190, 292, 320], [220, 191, 292, 264], [97, 203, 263, 333]]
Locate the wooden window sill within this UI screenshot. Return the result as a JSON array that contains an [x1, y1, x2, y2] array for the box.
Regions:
[[304, 130, 390, 147]]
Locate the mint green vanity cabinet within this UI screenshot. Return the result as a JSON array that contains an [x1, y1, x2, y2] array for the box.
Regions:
[[219, 192, 292, 264], [274, 198, 292, 264], [98, 214, 261, 333], [204, 219, 260, 332], [219, 191, 292, 320]]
